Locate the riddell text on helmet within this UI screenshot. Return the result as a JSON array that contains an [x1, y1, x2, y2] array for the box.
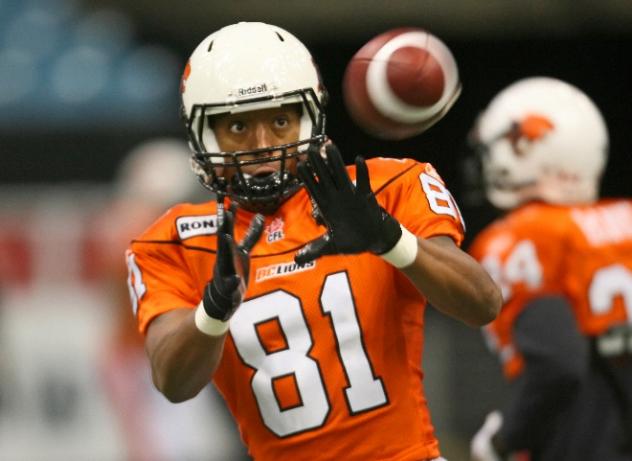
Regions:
[[235, 83, 269, 98]]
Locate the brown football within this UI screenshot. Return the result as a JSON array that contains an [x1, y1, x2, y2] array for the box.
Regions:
[[343, 28, 461, 140]]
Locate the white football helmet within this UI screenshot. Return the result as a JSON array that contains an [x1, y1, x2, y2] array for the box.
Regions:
[[181, 22, 328, 212], [472, 77, 608, 209], [116, 138, 201, 206]]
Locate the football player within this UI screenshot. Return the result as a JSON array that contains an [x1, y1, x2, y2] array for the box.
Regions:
[[468, 77, 632, 461], [126, 22, 501, 461]]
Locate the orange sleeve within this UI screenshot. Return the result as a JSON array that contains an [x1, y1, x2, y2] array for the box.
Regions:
[[128, 242, 204, 335], [126, 204, 214, 335]]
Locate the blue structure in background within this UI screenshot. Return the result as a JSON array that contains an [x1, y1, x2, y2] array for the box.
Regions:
[[0, 0, 181, 131]]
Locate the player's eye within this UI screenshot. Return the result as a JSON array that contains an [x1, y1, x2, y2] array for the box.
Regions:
[[274, 115, 290, 129], [229, 121, 246, 134]]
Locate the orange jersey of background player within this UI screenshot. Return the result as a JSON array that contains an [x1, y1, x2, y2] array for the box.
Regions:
[[469, 199, 632, 380], [127, 157, 464, 461]]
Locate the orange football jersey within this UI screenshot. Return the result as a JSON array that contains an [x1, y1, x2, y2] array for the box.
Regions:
[[127, 158, 464, 461], [469, 199, 632, 379]]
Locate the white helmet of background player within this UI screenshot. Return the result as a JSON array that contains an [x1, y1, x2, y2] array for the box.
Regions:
[[181, 21, 328, 212], [116, 138, 201, 206], [471, 77, 608, 209]]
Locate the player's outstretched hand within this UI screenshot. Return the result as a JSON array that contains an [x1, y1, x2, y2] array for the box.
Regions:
[[202, 204, 264, 321], [295, 143, 402, 265]]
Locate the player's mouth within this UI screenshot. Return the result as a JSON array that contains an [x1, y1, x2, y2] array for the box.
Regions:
[[248, 165, 279, 178]]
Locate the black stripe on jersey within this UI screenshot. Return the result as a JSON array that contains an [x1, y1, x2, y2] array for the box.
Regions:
[[373, 161, 418, 196]]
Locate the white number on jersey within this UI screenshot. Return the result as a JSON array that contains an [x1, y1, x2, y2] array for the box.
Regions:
[[589, 264, 632, 318], [589, 264, 632, 356], [419, 173, 465, 230], [481, 240, 543, 301], [229, 272, 387, 437], [321, 273, 387, 414]]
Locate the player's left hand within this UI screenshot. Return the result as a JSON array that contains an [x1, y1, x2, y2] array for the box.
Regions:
[[202, 203, 264, 322], [295, 143, 403, 265]]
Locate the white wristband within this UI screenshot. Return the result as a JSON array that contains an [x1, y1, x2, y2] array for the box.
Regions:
[[194, 302, 230, 337], [380, 225, 418, 268]]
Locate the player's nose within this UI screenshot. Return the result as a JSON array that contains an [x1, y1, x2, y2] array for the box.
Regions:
[[252, 123, 271, 147], [252, 124, 280, 157]]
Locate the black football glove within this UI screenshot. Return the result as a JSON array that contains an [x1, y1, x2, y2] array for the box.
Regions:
[[295, 143, 402, 265], [202, 204, 264, 321]]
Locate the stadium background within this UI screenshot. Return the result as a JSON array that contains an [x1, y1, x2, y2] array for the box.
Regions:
[[1, 1, 631, 459]]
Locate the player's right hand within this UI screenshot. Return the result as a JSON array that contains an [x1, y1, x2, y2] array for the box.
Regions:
[[295, 143, 403, 265], [201, 204, 264, 321]]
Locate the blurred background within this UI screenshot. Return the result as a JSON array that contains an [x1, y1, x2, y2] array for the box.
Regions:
[[1, 1, 631, 460]]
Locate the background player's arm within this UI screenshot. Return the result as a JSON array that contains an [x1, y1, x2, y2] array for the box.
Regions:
[[402, 235, 501, 327], [492, 296, 588, 453]]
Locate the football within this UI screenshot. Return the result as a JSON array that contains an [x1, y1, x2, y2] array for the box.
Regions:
[[342, 28, 461, 140]]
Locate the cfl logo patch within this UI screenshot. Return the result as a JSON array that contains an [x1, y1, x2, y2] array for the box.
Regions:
[[265, 217, 285, 243]]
